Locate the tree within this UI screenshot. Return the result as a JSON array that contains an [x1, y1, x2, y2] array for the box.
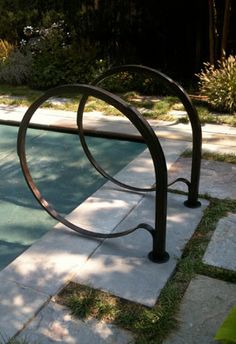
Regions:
[[208, 0, 232, 65]]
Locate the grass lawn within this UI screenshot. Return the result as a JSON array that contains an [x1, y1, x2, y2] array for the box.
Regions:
[[0, 84, 235, 126]]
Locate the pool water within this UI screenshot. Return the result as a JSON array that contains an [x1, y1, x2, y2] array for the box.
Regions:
[[0, 125, 145, 270]]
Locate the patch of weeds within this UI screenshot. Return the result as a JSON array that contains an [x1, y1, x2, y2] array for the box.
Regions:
[[197, 106, 236, 126], [0, 97, 34, 108], [57, 282, 175, 344], [42, 101, 78, 112], [0, 84, 43, 108], [57, 284, 117, 321], [201, 151, 236, 164], [77, 97, 122, 116], [0, 84, 42, 98], [84, 94, 177, 119], [176, 116, 189, 124], [171, 102, 185, 111], [143, 111, 176, 122], [121, 93, 179, 120], [122, 91, 139, 100], [149, 96, 176, 117], [182, 149, 236, 164], [6, 340, 32, 344]]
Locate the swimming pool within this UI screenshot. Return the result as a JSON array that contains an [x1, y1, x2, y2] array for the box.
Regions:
[[0, 124, 145, 270]]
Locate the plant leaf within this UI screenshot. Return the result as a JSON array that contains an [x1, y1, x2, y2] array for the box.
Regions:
[[214, 306, 236, 343]]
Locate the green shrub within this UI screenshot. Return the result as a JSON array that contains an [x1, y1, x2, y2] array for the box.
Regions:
[[98, 72, 169, 95], [30, 47, 107, 89], [21, 22, 108, 89], [0, 49, 32, 85], [197, 55, 236, 113]]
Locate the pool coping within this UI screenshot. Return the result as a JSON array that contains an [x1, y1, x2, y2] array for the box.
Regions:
[[1, 104, 236, 146]]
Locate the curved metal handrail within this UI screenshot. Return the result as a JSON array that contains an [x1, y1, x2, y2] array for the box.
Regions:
[[17, 84, 169, 263], [78, 64, 202, 207]]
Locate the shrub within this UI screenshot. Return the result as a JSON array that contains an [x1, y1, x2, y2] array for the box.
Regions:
[[197, 55, 236, 113], [98, 72, 168, 95], [21, 21, 108, 89], [0, 49, 32, 85]]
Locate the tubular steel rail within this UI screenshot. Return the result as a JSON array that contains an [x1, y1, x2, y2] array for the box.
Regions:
[[80, 65, 202, 208], [17, 65, 202, 264]]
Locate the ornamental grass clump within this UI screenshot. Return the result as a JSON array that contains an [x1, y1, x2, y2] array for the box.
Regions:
[[197, 55, 236, 113], [0, 39, 14, 61]]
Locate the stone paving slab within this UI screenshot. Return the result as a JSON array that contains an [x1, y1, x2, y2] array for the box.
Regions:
[[203, 213, 236, 271], [0, 280, 49, 340], [202, 143, 236, 155], [168, 157, 236, 199], [102, 138, 189, 188], [163, 275, 236, 344], [0, 105, 76, 122], [18, 301, 134, 344], [73, 193, 208, 307], [0, 226, 102, 295]]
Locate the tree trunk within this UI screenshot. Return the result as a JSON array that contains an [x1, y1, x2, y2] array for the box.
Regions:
[[221, 0, 231, 60], [208, 0, 216, 64]]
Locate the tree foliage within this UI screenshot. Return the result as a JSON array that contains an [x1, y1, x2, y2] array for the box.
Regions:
[[0, 0, 235, 84]]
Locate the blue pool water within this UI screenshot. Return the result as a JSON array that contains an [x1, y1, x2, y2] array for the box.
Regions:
[[0, 125, 145, 270]]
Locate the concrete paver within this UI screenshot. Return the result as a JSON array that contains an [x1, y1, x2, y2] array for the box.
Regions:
[[168, 157, 236, 199], [18, 301, 134, 344], [203, 213, 236, 271], [0, 280, 49, 340], [202, 142, 236, 155], [163, 275, 236, 344]]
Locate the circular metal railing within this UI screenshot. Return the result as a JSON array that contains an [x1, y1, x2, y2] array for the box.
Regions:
[[80, 64, 202, 208], [17, 65, 202, 264], [17, 83, 169, 263]]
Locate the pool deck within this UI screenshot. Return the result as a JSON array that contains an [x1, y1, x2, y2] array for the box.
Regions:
[[0, 103, 236, 150], [0, 104, 235, 343]]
